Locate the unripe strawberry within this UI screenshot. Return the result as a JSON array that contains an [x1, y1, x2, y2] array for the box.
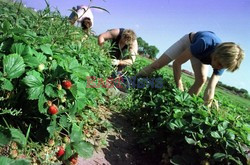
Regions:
[[57, 84, 62, 90], [38, 63, 45, 72], [48, 139, 55, 147], [48, 104, 58, 115], [56, 147, 65, 157], [61, 97, 66, 103], [47, 100, 52, 106], [62, 80, 72, 89], [10, 141, 18, 150], [10, 149, 18, 158], [63, 136, 70, 143]]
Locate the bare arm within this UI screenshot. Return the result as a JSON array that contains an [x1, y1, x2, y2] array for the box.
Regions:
[[204, 73, 220, 106], [98, 29, 119, 46], [118, 39, 138, 66]]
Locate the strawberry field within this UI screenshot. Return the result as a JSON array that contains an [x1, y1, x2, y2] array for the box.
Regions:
[[0, 1, 249, 165]]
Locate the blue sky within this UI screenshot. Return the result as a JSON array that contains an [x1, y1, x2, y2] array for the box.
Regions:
[[23, 0, 250, 93]]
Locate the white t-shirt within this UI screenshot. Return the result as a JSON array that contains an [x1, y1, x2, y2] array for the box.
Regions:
[[74, 6, 94, 28]]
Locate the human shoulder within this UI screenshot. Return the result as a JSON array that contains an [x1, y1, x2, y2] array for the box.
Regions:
[[106, 28, 121, 38]]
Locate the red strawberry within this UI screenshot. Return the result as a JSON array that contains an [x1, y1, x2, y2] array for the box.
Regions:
[[62, 80, 72, 89], [70, 157, 78, 165], [69, 153, 78, 165], [48, 104, 58, 115], [56, 147, 65, 157]]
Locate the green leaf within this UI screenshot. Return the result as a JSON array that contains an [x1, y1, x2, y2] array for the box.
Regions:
[[34, 51, 47, 64], [10, 128, 26, 148], [22, 70, 44, 100], [211, 131, 221, 138], [70, 85, 78, 99], [76, 98, 86, 110], [72, 141, 94, 158], [23, 55, 40, 68], [22, 45, 34, 56], [0, 156, 13, 164], [59, 115, 69, 128], [0, 128, 11, 147], [23, 51, 46, 68], [170, 155, 186, 165], [213, 152, 226, 161], [1, 78, 13, 91], [10, 43, 26, 55], [38, 94, 47, 114], [185, 136, 197, 145], [72, 67, 90, 80], [3, 54, 25, 79], [10, 159, 31, 165], [173, 109, 184, 119], [61, 144, 73, 160], [2, 20, 11, 32], [40, 44, 53, 55], [45, 84, 57, 98], [70, 123, 82, 143], [47, 119, 57, 138], [58, 89, 66, 98]]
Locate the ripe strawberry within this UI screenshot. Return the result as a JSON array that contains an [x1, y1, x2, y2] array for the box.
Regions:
[[56, 147, 65, 157], [48, 104, 58, 115], [69, 153, 78, 165], [62, 80, 72, 89], [70, 157, 78, 165]]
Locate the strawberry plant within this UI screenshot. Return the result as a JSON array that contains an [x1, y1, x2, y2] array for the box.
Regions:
[[119, 57, 250, 165], [0, 0, 113, 164]]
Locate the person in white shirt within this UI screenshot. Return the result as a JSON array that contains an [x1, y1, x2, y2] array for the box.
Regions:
[[69, 5, 94, 33]]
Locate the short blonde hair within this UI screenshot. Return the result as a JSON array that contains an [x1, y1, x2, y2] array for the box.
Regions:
[[213, 42, 244, 72], [121, 29, 137, 46]]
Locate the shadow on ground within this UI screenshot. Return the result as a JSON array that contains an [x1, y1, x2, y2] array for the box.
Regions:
[[102, 112, 160, 165]]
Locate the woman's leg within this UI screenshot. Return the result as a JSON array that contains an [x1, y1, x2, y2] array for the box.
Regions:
[[137, 33, 192, 77], [189, 57, 209, 95]]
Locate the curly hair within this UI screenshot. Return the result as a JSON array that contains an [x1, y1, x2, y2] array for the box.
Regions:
[[81, 17, 92, 31], [213, 42, 244, 72], [121, 29, 137, 47]]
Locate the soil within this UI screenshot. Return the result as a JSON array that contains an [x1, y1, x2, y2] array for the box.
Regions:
[[78, 111, 161, 165]]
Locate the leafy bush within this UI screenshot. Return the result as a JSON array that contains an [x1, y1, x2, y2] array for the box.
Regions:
[[120, 59, 250, 165], [0, 0, 113, 164]]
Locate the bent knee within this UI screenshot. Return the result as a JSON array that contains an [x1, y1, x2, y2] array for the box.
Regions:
[[195, 76, 207, 86], [173, 60, 182, 68]]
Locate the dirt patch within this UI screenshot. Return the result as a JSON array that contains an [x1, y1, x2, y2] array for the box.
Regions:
[[78, 111, 160, 165]]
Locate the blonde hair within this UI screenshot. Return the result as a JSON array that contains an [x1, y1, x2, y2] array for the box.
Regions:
[[213, 42, 244, 72], [121, 29, 137, 47]]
